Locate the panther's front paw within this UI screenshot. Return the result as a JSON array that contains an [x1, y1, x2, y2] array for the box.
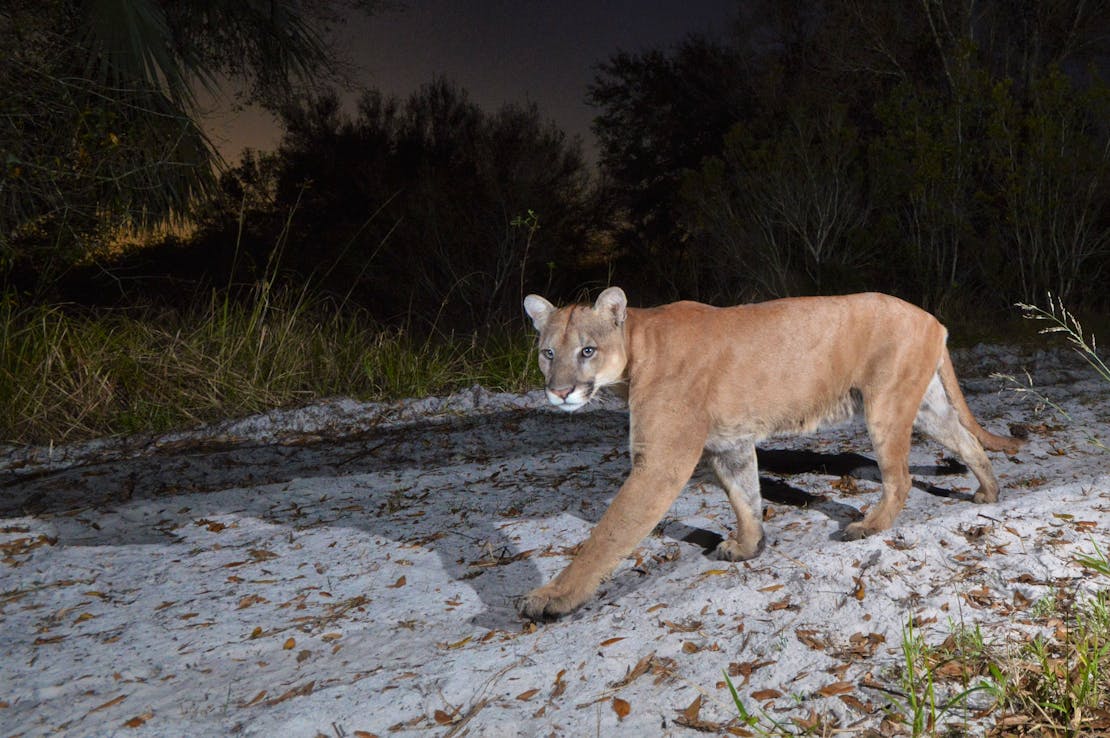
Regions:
[[842, 521, 880, 541], [971, 486, 998, 504], [715, 533, 765, 562], [518, 583, 591, 621]]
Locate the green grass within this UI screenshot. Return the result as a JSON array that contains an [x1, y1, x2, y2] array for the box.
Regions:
[[934, 544, 1110, 736], [883, 618, 988, 735], [853, 538, 1110, 737], [0, 287, 540, 446], [722, 671, 795, 736], [720, 544, 1110, 737]]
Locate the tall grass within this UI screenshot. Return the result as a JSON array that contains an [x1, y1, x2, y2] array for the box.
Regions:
[[994, 295, 1108, 451], [0, 287, 539, 446]]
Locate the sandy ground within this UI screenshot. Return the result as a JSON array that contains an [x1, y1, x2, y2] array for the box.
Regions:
[[1, 345, 1107, 737]]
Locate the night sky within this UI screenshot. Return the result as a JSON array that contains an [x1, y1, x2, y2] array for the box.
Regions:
[[201, 1, 738, 163]]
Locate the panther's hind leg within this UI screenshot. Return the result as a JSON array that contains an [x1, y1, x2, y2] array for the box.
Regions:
[[845, 381, 923, 540], [914, 372, 1001, 503], [710, 440, 765, 561]]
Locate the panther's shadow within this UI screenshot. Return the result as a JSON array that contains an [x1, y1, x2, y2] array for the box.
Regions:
[[670, 448, 970, 554], [1, 407, 972, 629]]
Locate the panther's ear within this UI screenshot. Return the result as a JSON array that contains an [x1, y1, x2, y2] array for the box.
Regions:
[[594, 287, 627, 326], [524, 294, 556, 332]]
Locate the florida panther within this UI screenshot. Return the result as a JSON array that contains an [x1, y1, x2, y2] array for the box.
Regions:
[[519, 288, 1023, 619]]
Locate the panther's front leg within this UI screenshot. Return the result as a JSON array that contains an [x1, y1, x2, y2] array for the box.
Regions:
[[519, 413, 706, 620], [708, 440, 765, 562]]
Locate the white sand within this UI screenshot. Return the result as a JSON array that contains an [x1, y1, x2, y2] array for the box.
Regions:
[[1, 345, 1106, 736]]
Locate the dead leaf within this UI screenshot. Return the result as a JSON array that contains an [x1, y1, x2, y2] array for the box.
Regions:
[[726, 660, 774, 687], [751, 688, 782, 701], [758, 583, 784, 593], [964, 585, 994, 608], [122, 711, 153, 728], [442, 635, 472, 650], [816, 681, 854, 697], [959, 523, 991, 542], [240, 690, 267, 708], [884, 536, 916, 551], [433, 709, 456, 725], [680, 695, 702, 722], [610, 653, 654, 689], [838, 632, 886, 660], [471, 548, 535, 568], [260, 681, 314, 707], [649, 656, 679, 685], [552, 669, 568, 698], [283, 637, 296, 650], [0, 534, 57, 559], [839, 694, 874, 714], [796, 629, 828, 651], [663, 619, 702, 634], [387, 576, 406, 588], [934, 660, 970, 679], [599, 637, 625, 647], [90, 694, 127, 712], [237, 594, 267, 610], [248, 548, 278, 561], [999, 715, 1031, 727], [852, 577, 865, 601], [516, 689, 539, 701], [612, 697, 630, 720]]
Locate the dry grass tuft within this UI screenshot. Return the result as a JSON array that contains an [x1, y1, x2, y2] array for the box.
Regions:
[[1, 289, 538, 446]]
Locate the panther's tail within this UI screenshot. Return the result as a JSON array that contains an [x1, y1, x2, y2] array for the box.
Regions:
[[937, 346, 1025, 455]]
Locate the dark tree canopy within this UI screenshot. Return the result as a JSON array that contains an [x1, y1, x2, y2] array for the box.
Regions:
[[590, 0, 1110, 312], [186, 80, 602, 330], [0, 0, 381, 287], [5, 0, 1108, 331]]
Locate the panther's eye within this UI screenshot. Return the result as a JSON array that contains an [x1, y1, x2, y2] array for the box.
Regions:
[[541, 348, 554, 360], [580, 346, 596, 358]]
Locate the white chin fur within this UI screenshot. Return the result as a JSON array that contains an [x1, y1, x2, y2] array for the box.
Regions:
[[546, 390, 589, 411]]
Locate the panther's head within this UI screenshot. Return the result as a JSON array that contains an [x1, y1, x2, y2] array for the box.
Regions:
[[523, 287, 629, 412]]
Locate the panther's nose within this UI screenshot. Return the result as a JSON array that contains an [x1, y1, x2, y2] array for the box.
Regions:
[[548, 385, 574, 401]]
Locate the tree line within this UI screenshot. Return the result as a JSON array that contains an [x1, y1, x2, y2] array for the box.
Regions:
[[591, 0, 1109, 315], [3, 0, 1108, 332]]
